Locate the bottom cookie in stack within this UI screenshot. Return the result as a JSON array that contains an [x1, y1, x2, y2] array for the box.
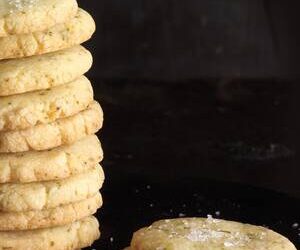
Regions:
[[0, 216, 100, 250], [0, 193, 102, 230]]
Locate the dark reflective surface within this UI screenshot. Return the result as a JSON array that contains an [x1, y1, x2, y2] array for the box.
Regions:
[[87, 176, 300, 249], [83, 79, 300, 249]]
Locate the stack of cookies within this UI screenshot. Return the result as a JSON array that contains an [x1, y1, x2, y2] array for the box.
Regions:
[[0, 0, 103, 249]]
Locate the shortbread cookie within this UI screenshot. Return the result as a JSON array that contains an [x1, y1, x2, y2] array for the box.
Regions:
[[0, 0, 78, 37], [0, 75, 93, 131], [130, 217, 297, 250], [0, 8, 95, 59], [0, 165, 104, 212], [0, 45, 92, 96], [0, 135, 103, 183], [0, 101, 103, 153], [0, 216, 100, 250], [0, 193, 102, 230]]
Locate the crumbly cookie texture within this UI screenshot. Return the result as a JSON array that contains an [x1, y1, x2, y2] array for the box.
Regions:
[[0, 165, 104, 212], [0, 135, 103, 183], [130, 217, 297, 250], [0, 45, 92, 96], [0, 75, 93, 131], [0, 0, 78, 37], [0, 8, 95, 59], [0, 216, 100, 250], [0, 101, 103, 153], [0, 193, 102, 230]]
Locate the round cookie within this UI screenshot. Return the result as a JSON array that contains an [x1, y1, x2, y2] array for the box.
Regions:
[[0, 165, 104, 212], [0, 135, 103, 183], [130, 217, 297, 250], [0, 0, 78, 37], [0, 45, 92, 96], [0, 216, 100, 250], [0, 75, 93, 131], [0, 101, 103, 153], [0, 193, 102, 231], [0, 8, 95, 60]]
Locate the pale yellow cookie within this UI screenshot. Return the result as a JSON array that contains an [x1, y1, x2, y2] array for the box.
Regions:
[[0, 8, 95, 59], [0, 193, 102, 230], [0, 135, 103, 183], [0, 75, 93, 131], [0, 165, 104, 212], [0, 0, 78, 37], [0, 45, 92, 96], [130, 217, 297, 250], [0, 101, 103, 153], [0, 216, 100, 250]]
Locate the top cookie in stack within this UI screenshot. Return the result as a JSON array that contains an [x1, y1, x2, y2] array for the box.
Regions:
[[0, 0, 78, 37], [0, 0, 95, 60], [0, 1, 103, 249]]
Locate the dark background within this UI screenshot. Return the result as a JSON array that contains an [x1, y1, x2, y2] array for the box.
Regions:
[[80, 0, 299, 80], [79, 0, 300, 196], [77, 0, 300, 248]]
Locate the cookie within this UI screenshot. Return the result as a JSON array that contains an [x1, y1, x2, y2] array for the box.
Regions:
[[0, 165, 104, 212], [0, 101, 103, 153], [129, 217, 297, 250], [0, 135, 103, 183], [0, 216, 100, 250], [0, 193, 102, 231], [0, 8, 95, 60], [0, 75, 93, 131], [0, 45, 92, 96], [0, 0, 78, 37]]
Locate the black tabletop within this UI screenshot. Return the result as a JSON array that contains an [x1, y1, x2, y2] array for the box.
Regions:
[[88, 175, 300, 249], [82, 79, 300, 249]]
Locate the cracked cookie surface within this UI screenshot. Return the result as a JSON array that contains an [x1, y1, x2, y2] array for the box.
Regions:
[[0, 135, 103, 183], [0, 216, 100, 250], [0, 193, 102, 230], [0, 75, 93, 131], [0, 165, 104, 212], [0, 45, 92, 96], [0, 101, 103, 153]]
